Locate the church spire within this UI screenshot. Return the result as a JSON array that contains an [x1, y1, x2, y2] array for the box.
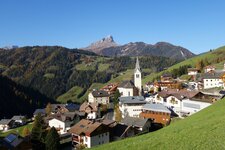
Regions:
[[135, 57, 141, 72]]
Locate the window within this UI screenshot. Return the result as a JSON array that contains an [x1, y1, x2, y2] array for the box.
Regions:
[[85, 137, 88, 142], [136, 74, 139, 78], [128, 91, 130, 96]]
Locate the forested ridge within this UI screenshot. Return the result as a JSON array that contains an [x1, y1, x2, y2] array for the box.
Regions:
[[0, 46, 178, 101]]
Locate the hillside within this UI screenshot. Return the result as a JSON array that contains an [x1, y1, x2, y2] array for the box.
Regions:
[[0, 75, 53, 119], [93, 97, 225, 150], [83, 36, 195, 60], [143, 46, 225, 83], [0, 46, 177, 103]]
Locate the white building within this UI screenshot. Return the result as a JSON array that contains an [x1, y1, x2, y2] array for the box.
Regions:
[[118, 57, 142, 97], [187, 68, 199, 76], [134, 57, 142, 95], [79, 102, 100, 119], [88, 90, 110, 105], [70, 119, 109, 148], [204, 65, 216, 73], [49, 118, 68, 134], [119, 96, 146, 118], [0, 119, 13, 131], [11, 116, 26, 125], [182, 99, 211, 115], [153, 89, 221, 117], [117, 80, 135, 97], [202, 71, 225, 89]]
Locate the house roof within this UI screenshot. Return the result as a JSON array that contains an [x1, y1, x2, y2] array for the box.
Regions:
[[65, 103, 80, 112], [202, 70, 225, 79], [113, 123, 130, 137], [3, 133, 24, 148], [142, 103, 171, 113], [51, 104, 67, 112], [0, 119, 13, 125], [69, 119, 104, 136], [119, 96, 146, 104], [11, 116, 25, 121], [79, 102, 98, 112], [33, 109, 46, 115], [118, 80, 135, 88], [158, 89, 199, 100], [121, 116, 149, 128], [92, 90, 110, 97]]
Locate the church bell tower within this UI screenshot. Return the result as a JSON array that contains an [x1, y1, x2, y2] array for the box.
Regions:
[[134, 57, 142, 95]]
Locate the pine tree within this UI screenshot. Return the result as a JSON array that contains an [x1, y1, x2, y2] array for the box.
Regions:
[[45, 103, 52, 116], [45, 127, 60, 150], [22, 126, 30, 137], [113, 89, 120, 106], [31, 113, 43, 141]]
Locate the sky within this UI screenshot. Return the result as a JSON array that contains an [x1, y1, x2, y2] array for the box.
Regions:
[[0, 0, 225, 54]]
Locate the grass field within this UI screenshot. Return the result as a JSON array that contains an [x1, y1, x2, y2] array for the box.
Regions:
[[93, 97, 225, 150], [56, 86, 83, 103], [0, 123, 33, 138]]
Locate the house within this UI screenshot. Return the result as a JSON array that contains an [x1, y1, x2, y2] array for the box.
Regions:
[[118, 96, 146, 118], [154, 81, 182, 90], [65, 103, 80, 112], [118, 57, 142, 96], [11, 116, 26, 125], [117, 80, 138, 97], [70, 119, 109, 148], [88, 90, 110, 104], [1, 133, 28, 150], [33, 108, 46, 117], [101, 83, 118, 95], [204, 65, 216, 73], [51, 104, 68, 114], [202, 70, 225, 89], [181, 92, 221, 116], [111, 123, 135, 141], [0, 119, 14, 131], [79, 102, 100, 119], [140, 103, 171, 126], [154, 89, 198, 116], [47, 113, 75, 134], [160, 73, 173, 82], [188, 68, 199, 76], [121, 116, 151, 134]]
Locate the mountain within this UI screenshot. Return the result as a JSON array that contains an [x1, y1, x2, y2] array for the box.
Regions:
[[0, 75, 53, 119], [83, 35, 118, 53], [83, 36, 195, 60], [0, 46, 178, 103]]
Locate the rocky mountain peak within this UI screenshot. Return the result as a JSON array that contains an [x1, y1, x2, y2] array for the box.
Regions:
[[83, 35, 118, 53]]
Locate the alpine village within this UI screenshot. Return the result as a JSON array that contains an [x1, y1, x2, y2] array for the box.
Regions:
[[1, 1, 225, 150]]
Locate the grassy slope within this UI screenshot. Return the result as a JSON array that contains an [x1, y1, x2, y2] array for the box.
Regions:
[[56, 86, 83, 103], [142, 46, 225, 83], [93, 97, 225, 150], [0, 123, 33, 138]]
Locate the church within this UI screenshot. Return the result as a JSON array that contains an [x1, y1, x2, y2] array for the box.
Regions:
[[117, 57, 142, 97]]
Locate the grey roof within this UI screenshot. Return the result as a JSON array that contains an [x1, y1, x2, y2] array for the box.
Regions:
[[33, 109, 46, 115], [202, 71, 225, 79], [0, 119, 13, 125], [118, 80, 135, 88], [142, 103, 171, 114], [11, 116, 25, 121], [92, 90, 109, 97], [119, 96, 146, 104], [135, 57, 141, 72], [121, 116, 148, 128]]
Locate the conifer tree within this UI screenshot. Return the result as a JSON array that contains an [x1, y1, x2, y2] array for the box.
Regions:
[[45, 127, 60, 150], [45, 103, 52, 116]]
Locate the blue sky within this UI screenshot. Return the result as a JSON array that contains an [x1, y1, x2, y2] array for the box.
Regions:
[[0, 0, 225, 54]]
